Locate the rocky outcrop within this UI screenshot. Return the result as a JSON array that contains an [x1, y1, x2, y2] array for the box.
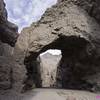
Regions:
[[17, 0, 100, 54], [0, 56, 26, 91], [0, 0, 20, 91], [0, 57, 12, 90], [0, 41, 13, 56], [14, 0, 100, 92], [0, 0, 18, 46], [58, 0, 100, 24], [75, 0, 100, 24], [59, 0, 100, 25], [0, 0, 100, 92]]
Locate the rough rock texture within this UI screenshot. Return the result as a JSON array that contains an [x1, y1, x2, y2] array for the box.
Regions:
[[74, 0, 100, 24], [0, 56, 26, 91], [0, 0, 22, 91], [0, 0, 18, 46], [0, 0, 100, 93], [14, 0, 100, 92], [37, 52, 62, 87], [59, 0, 100, 24], [0, 42, 26, 91], [0, 57, 12, 90], [0, 41, 13, 56]]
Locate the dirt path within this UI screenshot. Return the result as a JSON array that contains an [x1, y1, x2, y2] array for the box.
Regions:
[[0, 89, 99, 100]]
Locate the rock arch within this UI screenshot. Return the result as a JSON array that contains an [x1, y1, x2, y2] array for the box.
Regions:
[[23, 35, 96, 90]]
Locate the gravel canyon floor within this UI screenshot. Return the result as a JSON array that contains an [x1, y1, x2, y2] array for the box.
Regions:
[[0, 89, 99, 100]]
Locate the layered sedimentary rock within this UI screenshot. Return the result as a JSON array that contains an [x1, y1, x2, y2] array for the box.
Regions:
[[0, 42, 26, 91], [14, 0, 100, 92], [0, 41, 13, 56]]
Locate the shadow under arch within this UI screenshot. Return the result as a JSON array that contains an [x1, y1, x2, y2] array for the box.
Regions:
[[23, 35, 96, 91]]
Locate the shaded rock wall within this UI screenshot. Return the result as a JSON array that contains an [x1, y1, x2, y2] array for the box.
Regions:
[[0, 0, 18, 46], [0, 0, 23, 91], [0, 56, 26, 92], [0, 41, 13, 56], [59, 0, 100, 24], [0, 40, 26, 91], [75, 0, 100, 24]]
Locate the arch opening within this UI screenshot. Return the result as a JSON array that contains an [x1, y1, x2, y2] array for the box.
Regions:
[[23, 35, 96, 91], [37, 49, 62, 88]]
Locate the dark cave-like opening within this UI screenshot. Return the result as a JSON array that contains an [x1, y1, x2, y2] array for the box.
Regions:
[[23, 35, 96, 91]]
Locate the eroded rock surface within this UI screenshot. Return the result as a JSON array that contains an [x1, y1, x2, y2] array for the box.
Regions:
[[75, 0, 100, 24], [0, 0, 18, 46], [14, 0, 100, 92], [0, 55, 26, 91], [59, 0, 100, 24], [0, 41, 13, 56], [0, 0, 20, 91], [1, 0, 100, 92]]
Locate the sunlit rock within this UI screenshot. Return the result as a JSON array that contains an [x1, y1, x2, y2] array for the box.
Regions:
[[37, 50, 62, 87]]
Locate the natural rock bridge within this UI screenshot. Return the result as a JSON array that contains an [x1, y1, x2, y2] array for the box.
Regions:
[[0, 0, 100, 95]]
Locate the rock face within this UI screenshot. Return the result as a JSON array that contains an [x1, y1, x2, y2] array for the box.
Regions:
[[0, 40, 26, 91], [0, 56, 26, 91], [1, 0, 100, 92], [0, 41, 13, 56], [37, 52, 62, 87], [59, 0, 100, 24], [0, 41, 26, 91], [75, 0, 100, 24], [0, 0, 22, 91], [0, 0, 18, 46], [0, 57, 12, 90], [13, 0, 100, 92]]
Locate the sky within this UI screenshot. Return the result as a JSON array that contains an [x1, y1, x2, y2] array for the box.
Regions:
[[4, 0, 57, 32], [40, 49, 62, 56]]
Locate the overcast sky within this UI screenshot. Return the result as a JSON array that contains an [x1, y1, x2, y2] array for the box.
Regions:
[[40, 49, 62, 56], [4, 0, 57, 32]]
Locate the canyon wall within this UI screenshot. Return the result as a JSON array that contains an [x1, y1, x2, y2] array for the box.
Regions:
[[0, 0, 24, 91], [59, 0, 100, 24], [0, 0, 100, 92], [14, 0, 100, 92], [0, 0, 18, 46]]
